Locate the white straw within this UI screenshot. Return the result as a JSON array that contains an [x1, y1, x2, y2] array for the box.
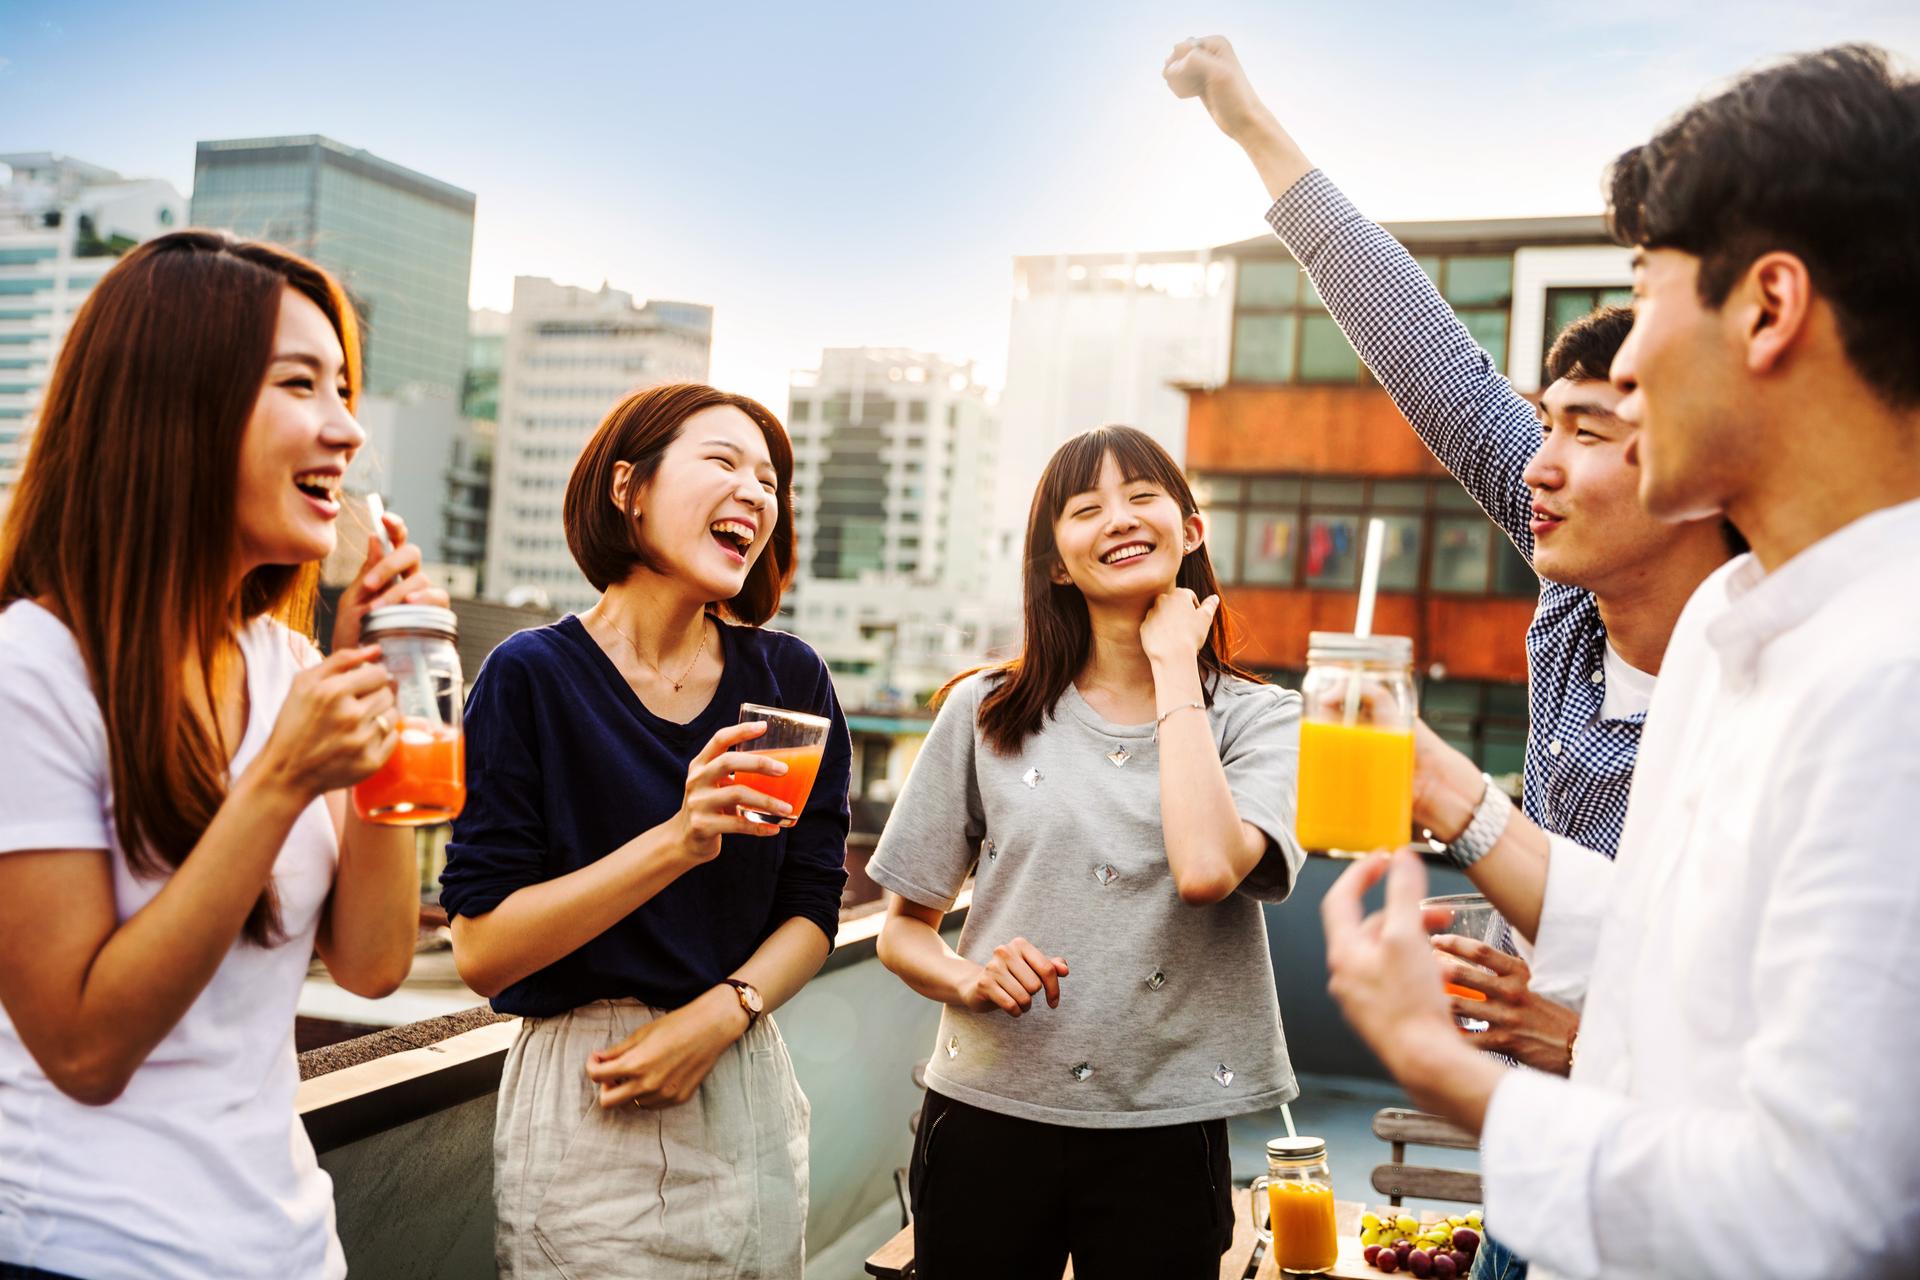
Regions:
[[1282, 1102, 1298, 1139], [365, 492, 392, 554], [1342, 518, 1389, 724], [1354, 517, 1386, 639]]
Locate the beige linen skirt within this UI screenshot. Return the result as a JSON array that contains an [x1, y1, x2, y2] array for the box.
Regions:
[[494, 998, 810, 1279]]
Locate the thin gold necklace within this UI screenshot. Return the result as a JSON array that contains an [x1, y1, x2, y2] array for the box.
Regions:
[[604, 612, 708, 692]]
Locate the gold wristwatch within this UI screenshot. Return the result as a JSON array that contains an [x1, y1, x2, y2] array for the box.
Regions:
[[722, 978, 763, 1030]]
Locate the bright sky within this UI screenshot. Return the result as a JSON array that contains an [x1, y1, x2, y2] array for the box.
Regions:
[[4, 0, 1916, 411]]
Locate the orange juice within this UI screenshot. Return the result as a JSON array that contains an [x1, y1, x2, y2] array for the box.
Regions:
[[736, 743, 824, 827], [1295, 720, 1414, 855], [352, 717, 465, 826], [1269, 1180, 1339, 1273]]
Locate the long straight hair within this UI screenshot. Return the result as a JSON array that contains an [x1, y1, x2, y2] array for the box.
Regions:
[[0, 230, 361, 945], [954, 425, 1261, 755]]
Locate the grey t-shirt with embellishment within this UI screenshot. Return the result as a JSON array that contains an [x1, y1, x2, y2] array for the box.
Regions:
[[867, 670, 1307, 1129]]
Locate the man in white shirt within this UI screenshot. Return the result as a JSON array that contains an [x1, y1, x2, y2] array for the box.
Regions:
[[1319, 44, 1920, 1280]]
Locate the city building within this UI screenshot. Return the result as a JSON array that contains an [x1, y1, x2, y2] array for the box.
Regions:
[[485, 277, 713, 613], [441, 308, 508, 586], [782, 348, 1012, 711], [997, 249, 1234, 552], [190, 135, 475, 397], [1183, 214, 1632, 779], [0, 153, 186, 501]]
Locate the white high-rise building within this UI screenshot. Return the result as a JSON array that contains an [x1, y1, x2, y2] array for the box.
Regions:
[[0, 154, 186, 501], [485, 277, 712, 612], [997, 249, 1234, 549], [783, 348, 1013, 710]]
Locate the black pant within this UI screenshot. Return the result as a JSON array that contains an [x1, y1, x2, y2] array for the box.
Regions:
[[909, 1090, 1233, 1280]]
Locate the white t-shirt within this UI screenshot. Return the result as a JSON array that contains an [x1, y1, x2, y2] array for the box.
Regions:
[[0, 601, 345, 1280], [1599, 641, 1656, 722]]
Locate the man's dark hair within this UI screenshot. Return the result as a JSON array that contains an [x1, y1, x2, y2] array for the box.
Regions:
[[1545, 304, 1634, 384], [1605, 44, 1920, 408]]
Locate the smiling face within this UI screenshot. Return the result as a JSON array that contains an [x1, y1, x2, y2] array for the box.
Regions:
[[1050, 451, 1203, 607], [619, 404, 779, 600], [1520, 377, 1678, 591], [233, 286, 364, 573], [1611, 248, 1752, 523]]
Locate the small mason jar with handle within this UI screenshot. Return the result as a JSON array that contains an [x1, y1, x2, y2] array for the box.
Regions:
[[1251, 1135, 1340, 1274]]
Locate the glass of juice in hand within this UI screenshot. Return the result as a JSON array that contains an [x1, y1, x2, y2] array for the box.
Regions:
[[1422, 892, 1503, 1032], [351, 605, 466, 826], [1295, 632, 1416, 858], [734, 703, 829, 828]]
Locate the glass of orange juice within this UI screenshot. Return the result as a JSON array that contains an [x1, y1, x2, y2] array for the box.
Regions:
[[735, 703, 829, 828], [1295, 632, 1416, 858], [1249, 1136, 1340, 1274], [1423, 892, 1505, 1031], [351, 605, 466, 826]]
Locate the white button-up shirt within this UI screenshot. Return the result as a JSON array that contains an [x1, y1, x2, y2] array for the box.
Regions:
[[1479, 498, 1920, 1279]]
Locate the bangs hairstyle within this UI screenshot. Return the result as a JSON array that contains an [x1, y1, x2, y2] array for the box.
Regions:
[[1605, 43, 1920, 408], [949, 424, 1261, 755], [563, 383, 795, 625], [0, 229, 360, 946]]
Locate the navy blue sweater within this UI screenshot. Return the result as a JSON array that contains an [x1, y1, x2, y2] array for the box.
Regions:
[[439, 615, 851, 1017]]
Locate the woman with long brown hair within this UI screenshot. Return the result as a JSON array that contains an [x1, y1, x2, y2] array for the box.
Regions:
[[439, 383, 849, 1278], [0, 231, 445, 1279], [870, 424, 1308, 1279]]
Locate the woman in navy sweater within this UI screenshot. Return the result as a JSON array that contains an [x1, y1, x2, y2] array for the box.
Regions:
[[440, 384, 849, 1279]]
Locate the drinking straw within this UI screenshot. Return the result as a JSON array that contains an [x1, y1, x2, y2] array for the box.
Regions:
[[365, 492, 392, 553], [1282, 1102, 1298, 1140], [1341, 518, 1388, 723]]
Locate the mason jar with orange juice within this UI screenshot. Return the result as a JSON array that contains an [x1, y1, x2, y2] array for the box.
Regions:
[[351, 605, 466, 826], [1295, 632, 1416, 857], [1250, 1136, 1340, 1273]]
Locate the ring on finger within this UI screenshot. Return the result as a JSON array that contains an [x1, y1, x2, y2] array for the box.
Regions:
[[375, 713, 393, 735]]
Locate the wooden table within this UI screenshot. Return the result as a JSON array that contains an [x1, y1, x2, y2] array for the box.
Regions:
[[868, 1196, 1397, 1279]]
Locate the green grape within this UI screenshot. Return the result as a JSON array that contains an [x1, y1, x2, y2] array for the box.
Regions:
[[1362, 1213, 1383, 1231]]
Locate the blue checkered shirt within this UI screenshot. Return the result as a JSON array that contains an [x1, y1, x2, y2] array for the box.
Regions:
[[1266, 170, 1643, 863]]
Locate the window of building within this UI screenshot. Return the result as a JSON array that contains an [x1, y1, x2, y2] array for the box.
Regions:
[[1423, 678, 1529, 778], [0, 279, 55, 297], [1539, 285, 1634, 381], [1195, 472, 1531, 598], [907, 399, 928, 424], [1231, 251, 1515, 384], [789, 398, 811, 422]]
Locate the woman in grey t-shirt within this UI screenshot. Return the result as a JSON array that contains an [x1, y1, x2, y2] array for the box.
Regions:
[[869, 425, 1306, 1279]]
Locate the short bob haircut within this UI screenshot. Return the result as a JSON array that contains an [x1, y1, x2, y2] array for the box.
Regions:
[[563, 382, 795, 626]]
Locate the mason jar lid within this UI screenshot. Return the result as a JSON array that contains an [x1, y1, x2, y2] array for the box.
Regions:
[[360, 604, 458, 642], [1266, 1135, 1328, 1162], [1307, 632, 1412, 667]]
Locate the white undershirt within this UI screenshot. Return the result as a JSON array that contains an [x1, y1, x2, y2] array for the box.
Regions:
[[1599, 641, 1656, 721]]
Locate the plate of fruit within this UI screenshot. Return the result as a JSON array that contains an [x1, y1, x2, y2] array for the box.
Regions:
[[1356, 1208, 1480, 1276]]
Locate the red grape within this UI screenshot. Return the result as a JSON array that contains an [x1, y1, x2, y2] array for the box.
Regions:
[[1364, 1245, 1382, 1265], [1430, 1255, 1458, 1279], [1408, 1248, 1433, 1277], [1376, 1248, 1400, 1273], [1452, 1228, 1480, 1253]]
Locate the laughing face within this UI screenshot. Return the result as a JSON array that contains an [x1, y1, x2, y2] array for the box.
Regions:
[[1051, 451, 1202, 606], [620, 404, 779, 600], [1521, 376, 1678, 592], [233, 286, 364, 573]]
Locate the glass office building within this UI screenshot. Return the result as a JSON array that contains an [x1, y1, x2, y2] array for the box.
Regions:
[[191, 136, 476, 396]]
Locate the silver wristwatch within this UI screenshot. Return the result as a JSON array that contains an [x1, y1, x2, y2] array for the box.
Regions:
[[1446, 772, 1511, 868]]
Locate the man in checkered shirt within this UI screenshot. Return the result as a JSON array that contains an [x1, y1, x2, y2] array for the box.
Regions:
[[1163, 40, 1745, 1079], [1168, 34, 1746, 1280]]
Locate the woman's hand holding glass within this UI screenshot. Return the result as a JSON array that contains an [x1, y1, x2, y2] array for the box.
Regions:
[[671, 721, 791, 862], [255, 645, 399, 800], [330, 510, 450, 652]]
